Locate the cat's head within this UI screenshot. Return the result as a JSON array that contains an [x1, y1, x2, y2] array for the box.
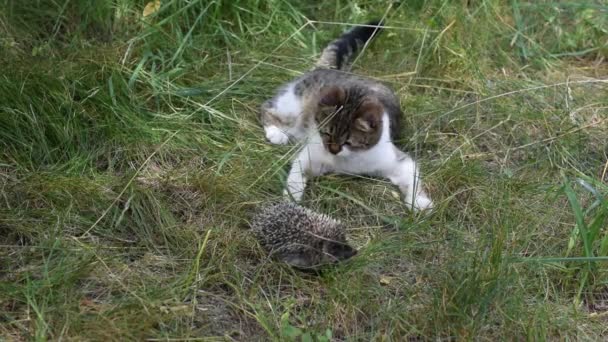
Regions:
[[315, 86, 384, 155]]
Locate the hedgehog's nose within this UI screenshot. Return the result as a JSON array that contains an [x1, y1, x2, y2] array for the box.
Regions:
[[336, 246, 357, 261], [346, 248, 357, 259], [327, 143, 341, 154]]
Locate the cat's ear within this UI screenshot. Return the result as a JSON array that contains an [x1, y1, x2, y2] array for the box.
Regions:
[[319, 86, 345, 107], [354, 101, 383, 132], [354, 117, 374, 132], [354, 114, 382, 132]]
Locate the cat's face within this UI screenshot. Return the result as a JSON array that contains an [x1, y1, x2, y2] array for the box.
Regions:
[[315, 86, 384, 155]]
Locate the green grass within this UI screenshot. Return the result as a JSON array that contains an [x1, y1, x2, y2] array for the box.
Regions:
[[1, 0, 607, 340]]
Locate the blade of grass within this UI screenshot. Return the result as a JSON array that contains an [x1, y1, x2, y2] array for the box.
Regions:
[[512, 256, 608, 263], [320, 184, 408, 229], [562, 173, 594, 259], [511, 0, 528, 63], [168, 1, 212, 66]]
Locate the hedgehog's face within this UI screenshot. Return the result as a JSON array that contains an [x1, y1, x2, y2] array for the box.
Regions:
[[322, 240, 357, 263], [279, 240, 357, 270]]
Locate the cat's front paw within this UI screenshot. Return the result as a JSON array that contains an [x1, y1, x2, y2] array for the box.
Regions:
[[406, 194, 433, 212], [264, 126, 290, 145]]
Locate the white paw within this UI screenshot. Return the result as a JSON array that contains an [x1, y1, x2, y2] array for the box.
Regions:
[[264, 125, 290, 145], [407, 194, 433, 212]]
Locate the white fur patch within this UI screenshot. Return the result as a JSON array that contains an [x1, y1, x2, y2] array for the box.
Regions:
[[284, 113, 433, 212], [274, 85, 301, 118], [265, 125, 290, 145], [332, 115, 397, 174], [412, 194, 433, 211]]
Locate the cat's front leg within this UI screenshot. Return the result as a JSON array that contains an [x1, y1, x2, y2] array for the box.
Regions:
[[284, 151, 309, 201], [284, 145, 317, 201], [385, 153, 433, 212], [284, 147, 328, 202], [260, 100, 291, 145], [264, 125, 290, 145]]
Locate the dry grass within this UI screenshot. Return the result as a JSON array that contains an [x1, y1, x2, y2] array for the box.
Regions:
[[1, 0, 608, 340]]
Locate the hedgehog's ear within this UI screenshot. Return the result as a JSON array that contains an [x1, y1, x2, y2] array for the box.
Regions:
[[326, 242, 357, 261]]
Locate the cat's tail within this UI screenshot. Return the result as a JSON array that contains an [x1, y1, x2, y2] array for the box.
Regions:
[[315, 19, 384, 70]]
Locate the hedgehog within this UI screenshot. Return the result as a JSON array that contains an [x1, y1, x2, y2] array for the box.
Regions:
[[251, 202, 357, 270]]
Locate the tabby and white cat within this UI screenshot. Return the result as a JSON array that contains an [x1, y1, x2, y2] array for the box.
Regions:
[[260, 20, 433, 211]]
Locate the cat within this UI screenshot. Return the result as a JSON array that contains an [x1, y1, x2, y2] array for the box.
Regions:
[[259, 20, 433, 211]]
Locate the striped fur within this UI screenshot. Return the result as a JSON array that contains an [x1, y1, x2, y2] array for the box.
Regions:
[[315, 20, 384, 70]]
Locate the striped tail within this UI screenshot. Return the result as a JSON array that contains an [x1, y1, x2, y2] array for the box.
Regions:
[[315, 20, 384, 70]]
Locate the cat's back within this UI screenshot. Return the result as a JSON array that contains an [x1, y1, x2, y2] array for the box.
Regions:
[[296, 69, 400, 111], [295, 69, 387, 92]]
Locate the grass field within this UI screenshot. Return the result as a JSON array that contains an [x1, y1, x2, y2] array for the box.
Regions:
[[1, 0, 608, 340]]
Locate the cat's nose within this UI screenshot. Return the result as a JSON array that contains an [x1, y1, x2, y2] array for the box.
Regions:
[[328, 143, 341, 154]]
